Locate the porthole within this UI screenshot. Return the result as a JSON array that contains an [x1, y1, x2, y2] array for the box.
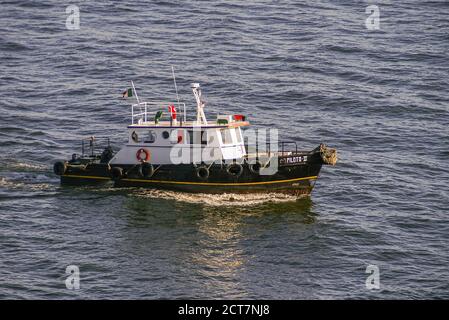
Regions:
[[131, 131, 138, 143], [162, 131, 170, 139]]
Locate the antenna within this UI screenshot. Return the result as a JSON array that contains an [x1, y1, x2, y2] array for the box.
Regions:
[[130, 80, 142, 120], [191, 83, 207, 125], [171, 65, 185, 123], [131, 80, 140, 104], [171, 66, 180, 107]]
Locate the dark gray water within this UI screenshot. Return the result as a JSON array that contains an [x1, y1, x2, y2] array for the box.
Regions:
[[1, 0, 448, 299]]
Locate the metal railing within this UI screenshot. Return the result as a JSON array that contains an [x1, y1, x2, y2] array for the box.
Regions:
[[244, 141, 299, 160], [131, 101, 187, 125], [81, 137, 111, 157]]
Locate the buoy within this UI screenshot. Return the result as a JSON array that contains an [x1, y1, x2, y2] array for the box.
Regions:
[[136, 148, 150, 162]]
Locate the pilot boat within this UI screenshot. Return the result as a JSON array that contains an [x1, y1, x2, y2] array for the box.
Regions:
[[53, 82, 337, 196]]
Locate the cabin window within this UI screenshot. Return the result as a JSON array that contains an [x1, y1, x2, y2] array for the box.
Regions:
[[188, 130, 208, 145], [162, 131, 170, 139], [220, 129, 233, 145], [202, 131, 208, 145], [144, 130, 157, 143], [131, 131, 139, 143], [235, 129, 242, 143]]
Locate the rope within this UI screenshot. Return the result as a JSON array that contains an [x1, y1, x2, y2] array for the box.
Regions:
[[320, 144, 338, 166]]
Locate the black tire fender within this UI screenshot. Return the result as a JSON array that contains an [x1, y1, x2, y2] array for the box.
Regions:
[[249, 161, 262, 175], [140, 162, 154, 178], [53, 161, 67, 176], [111, 167, 124, 180], [196, 165, 209, 181], [226, 163, 243, 178]]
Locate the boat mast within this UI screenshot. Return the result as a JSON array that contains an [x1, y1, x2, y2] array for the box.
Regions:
[[191, 83, 207, 125], [171, 66, 186, 123], [131, 80, 140, 104]]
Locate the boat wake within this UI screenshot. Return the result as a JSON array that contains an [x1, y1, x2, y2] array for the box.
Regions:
[[0, 158, 56, 192], [132, 189, 301, 206], [0, 176, 55, 191], [0, 157, 49, 173]]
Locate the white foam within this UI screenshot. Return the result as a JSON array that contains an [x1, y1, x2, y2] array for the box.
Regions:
[[0, 177, 17, 188], [0, 176, 53, 191], [0, 158, 48, 172], [132, 189, 300, 206]]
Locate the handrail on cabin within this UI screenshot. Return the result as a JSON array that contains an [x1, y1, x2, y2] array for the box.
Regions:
[[131, 101, 187, 125]]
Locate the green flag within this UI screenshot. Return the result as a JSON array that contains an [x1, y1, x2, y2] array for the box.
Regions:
[[122, 88, 133, 98]]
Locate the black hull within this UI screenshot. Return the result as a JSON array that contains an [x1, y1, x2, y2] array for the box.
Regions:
[[61, 164, 320, 196], [118, 164, 320, 196], [57, 146, 333, 196]]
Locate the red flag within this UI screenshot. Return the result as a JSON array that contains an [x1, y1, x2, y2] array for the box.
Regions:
[[168, 105, 177, 120]]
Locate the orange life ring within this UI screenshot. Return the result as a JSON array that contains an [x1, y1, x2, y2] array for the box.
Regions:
[[136, 148, 150, 162]]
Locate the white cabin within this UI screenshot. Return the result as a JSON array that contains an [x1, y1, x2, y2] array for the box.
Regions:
[[109, 83, 250, 165]]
